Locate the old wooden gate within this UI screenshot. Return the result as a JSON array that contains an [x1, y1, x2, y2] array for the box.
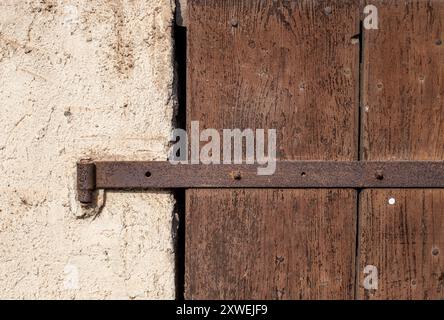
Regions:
[[184, 0, 444, 299]]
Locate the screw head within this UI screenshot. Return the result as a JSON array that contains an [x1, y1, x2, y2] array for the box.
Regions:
[[230, 19, 239, 27]]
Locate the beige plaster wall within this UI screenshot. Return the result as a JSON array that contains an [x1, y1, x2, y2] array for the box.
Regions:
[[0, 0, 177, 299]]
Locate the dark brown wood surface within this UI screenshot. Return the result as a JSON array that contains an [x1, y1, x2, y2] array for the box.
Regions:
[[186, 0, 360, 299], [359, 189, 444, 299], [358, 1, 444, 299], [186, 189, 356, 299], [361, 0, 444, 161]]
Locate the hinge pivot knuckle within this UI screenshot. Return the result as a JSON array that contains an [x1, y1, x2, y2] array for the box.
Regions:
[[77, 160, 96, 204]]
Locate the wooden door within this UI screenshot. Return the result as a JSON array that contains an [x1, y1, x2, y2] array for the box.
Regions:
[[357, 0, 444, 299], [185, 0, 444, 299]]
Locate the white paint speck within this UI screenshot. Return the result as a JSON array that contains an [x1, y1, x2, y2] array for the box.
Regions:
[[388, 197, 396, 205]]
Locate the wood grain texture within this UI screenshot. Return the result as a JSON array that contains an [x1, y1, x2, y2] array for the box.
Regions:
[[361, 0, 444, 160], [358, 190, 444, 300], [359, 1, 444, 299], [186, 0, 360, 299], [187, 0, 360, 159], [186, 189, 357, 299]]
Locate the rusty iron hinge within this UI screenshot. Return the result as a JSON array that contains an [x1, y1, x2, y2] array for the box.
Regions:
[[77, 160, 444, 205]]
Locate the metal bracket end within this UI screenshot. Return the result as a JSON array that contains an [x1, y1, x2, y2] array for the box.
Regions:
[[77, 160, 96, 205]]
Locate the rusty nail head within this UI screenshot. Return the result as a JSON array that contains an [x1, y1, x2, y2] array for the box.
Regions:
[[231, 171, 242, 180], [375, 169, 384, 180]]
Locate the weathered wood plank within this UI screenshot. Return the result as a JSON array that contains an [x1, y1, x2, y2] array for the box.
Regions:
[[359, 0, 444, 299], [186, 189, 357, 299], [359, 189, 444, 299], [91, 161, 444, 189], [362, 0, 444, 160], [187, 0, 360, 159], [186, 0, 360, 299]]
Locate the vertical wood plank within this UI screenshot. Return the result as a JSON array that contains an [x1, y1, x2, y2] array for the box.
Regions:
[[359, 0, 444, 299], [359, 190, 444, 299], [187, 189, 357, 299], [362, 0, 444, 161], [186, 0, 360, 299], [187, 0, 360, 159]]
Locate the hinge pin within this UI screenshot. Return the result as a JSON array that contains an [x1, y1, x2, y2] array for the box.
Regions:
[[77, 159, 96, 205]]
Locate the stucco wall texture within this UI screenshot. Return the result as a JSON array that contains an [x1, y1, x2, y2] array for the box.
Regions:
[[0, 0, 176, 299]]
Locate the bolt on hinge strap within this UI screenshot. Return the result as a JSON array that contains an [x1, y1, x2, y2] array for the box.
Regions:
[[76, 160, 444, 205]]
